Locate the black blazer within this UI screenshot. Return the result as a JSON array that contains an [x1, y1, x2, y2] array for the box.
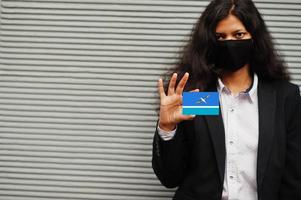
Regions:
[[152, 79, 301, 200]]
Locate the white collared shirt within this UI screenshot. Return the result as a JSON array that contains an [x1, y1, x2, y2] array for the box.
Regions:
[[157, 73, 259, 200]]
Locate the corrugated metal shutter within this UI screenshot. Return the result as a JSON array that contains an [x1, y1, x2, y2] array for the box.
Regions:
[[0, 0, 300, 199]]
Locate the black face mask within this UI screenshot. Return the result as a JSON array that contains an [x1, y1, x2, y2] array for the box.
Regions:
[[214, 39, 253, 72]]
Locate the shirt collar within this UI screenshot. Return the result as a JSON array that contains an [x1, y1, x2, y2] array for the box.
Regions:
[[217, 73, 258, 102]]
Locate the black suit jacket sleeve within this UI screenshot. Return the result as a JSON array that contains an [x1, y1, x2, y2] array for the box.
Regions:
[[152, 119, 194, 188], [280, 85, 301, 199]]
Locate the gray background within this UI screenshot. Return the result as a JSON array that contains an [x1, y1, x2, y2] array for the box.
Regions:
[[0, 0, 300, 199]]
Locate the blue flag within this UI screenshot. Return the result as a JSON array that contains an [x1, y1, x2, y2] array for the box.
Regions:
[[182, 92, 220, 115]]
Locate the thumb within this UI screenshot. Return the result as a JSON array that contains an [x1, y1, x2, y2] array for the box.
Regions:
[[181, 114, 196, 121]]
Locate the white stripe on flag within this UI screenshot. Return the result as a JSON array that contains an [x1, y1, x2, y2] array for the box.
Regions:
[[182, 106, 219, 108]]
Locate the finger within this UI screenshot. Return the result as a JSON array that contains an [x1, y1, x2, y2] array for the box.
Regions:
[[189, 89, 200, 92], [168, 73, 177, 96], [179, 95, 183, 105], [176, 72, 189, 95], [158, 78, 166, 98]]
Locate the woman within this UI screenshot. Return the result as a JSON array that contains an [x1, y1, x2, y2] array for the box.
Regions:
[[152, 0, 301, 200]]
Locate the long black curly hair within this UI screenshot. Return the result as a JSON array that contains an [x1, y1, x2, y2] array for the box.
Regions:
[[160, 0, 290, 97]]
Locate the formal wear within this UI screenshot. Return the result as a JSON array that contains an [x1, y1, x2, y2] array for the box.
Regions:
[[152, 77, 301, 200], [157, 73, 259, 200]]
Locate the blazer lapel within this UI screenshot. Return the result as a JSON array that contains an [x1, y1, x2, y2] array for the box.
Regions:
[[256, 79, 276, 190], [202, 83, 226, 185], [204, 111, 226, 186]]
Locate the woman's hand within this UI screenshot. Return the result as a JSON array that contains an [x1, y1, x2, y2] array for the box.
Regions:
[[158, 72, 199, 131]]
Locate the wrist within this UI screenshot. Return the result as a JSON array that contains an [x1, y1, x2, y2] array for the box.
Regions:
[[158, 121, 176, 132]]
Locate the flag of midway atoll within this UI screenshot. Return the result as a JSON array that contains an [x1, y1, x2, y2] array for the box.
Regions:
[[182, 92, 220, 115]]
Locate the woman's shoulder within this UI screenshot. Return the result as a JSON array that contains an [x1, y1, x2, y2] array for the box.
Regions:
[[275, 79, 299, 90], [259, 78, 300, 97]]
